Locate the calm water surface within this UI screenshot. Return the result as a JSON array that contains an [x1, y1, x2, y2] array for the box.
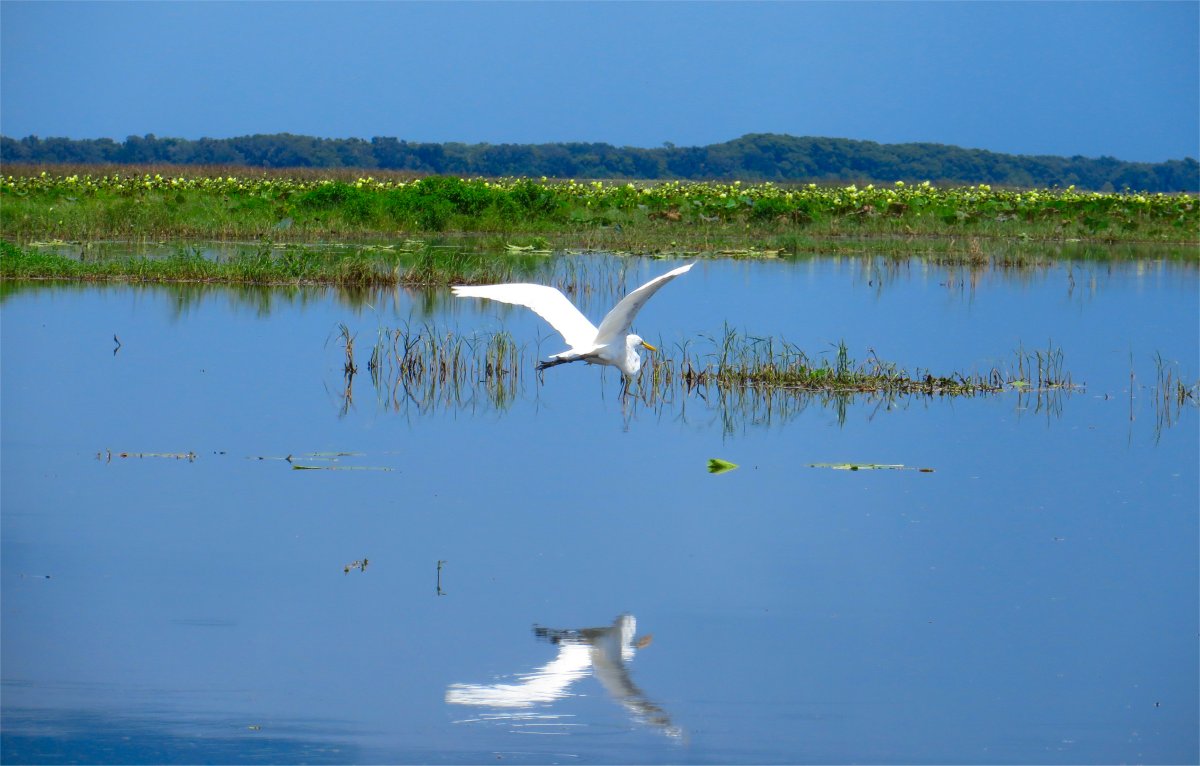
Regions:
[[2, 254, 1197, 764]]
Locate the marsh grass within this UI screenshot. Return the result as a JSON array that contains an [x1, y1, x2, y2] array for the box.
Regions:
[[329, 323, 359, 416], [1150, 352, 1200, 435], [1004, 342, 1082, 422], [5, 171, 1195, 250], [0, 239, 548, 287], [641, 328, 1011, 397], [360, 322, 1076, 427], [1011, 342, 1074, 391], [366, 323, 524, 414]]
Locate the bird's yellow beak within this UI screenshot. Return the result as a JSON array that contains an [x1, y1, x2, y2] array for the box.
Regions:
[[640, 340, 658, 352]]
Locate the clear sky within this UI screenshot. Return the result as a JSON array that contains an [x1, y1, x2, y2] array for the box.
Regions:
[[1, 1, 1197, 162]]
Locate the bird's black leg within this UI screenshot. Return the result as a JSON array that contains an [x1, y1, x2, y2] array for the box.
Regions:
[[536, 357, 570, 372], [537, 354, 588, 372]]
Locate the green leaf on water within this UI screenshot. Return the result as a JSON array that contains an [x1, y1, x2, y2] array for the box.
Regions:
[[707, 458, 739, 475]]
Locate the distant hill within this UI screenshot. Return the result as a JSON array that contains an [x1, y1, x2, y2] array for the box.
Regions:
[[2, 132, 1196, 192]]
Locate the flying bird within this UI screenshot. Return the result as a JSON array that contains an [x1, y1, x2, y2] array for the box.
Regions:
[[452, 262, 694, 382]]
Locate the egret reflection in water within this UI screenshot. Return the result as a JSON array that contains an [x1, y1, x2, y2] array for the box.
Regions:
[[445, 614, 681, 738]]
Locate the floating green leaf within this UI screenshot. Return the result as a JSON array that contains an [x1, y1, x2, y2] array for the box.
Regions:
[[707, 458, 739, 475]]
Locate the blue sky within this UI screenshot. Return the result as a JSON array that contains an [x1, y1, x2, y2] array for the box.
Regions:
[[1, 1, 1197, 162]]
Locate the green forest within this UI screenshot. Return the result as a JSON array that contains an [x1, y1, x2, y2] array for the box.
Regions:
[[3, 133, 1196, 192]]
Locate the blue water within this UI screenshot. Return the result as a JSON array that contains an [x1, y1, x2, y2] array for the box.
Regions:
[[2, 254, 1197, 764]]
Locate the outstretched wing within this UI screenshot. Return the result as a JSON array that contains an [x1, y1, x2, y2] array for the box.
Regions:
[[451, 283, 599, 350], [594, 263, 694, 345]]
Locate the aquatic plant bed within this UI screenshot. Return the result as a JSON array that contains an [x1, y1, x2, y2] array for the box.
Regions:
[[3, 170, 1195, 247], [362, 323, 1075, 412]]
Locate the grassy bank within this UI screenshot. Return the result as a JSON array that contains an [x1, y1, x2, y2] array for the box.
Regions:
[[3, 170, 1196, 250]]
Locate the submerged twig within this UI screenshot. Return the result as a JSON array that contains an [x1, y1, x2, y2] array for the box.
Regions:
[[99, 449, 196, 461]]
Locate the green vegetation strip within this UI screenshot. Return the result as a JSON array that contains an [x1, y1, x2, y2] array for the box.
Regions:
[[642, 333, 1070, 397], [3, 171, 1195, 247], [0, 240, 546, 287], [365, 324, 1073, 409]]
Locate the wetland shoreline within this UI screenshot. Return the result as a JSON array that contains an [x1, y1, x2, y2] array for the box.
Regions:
[[2, 171, 1196, 282]]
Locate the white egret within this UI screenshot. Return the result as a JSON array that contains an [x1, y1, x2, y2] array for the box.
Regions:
[[451, 262, 694, 382]]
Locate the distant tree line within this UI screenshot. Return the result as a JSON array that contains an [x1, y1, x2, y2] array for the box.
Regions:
[[2, 132, 1196, 192]]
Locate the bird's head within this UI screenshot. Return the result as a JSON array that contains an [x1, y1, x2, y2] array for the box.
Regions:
[[628, 334, 657, 353]]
